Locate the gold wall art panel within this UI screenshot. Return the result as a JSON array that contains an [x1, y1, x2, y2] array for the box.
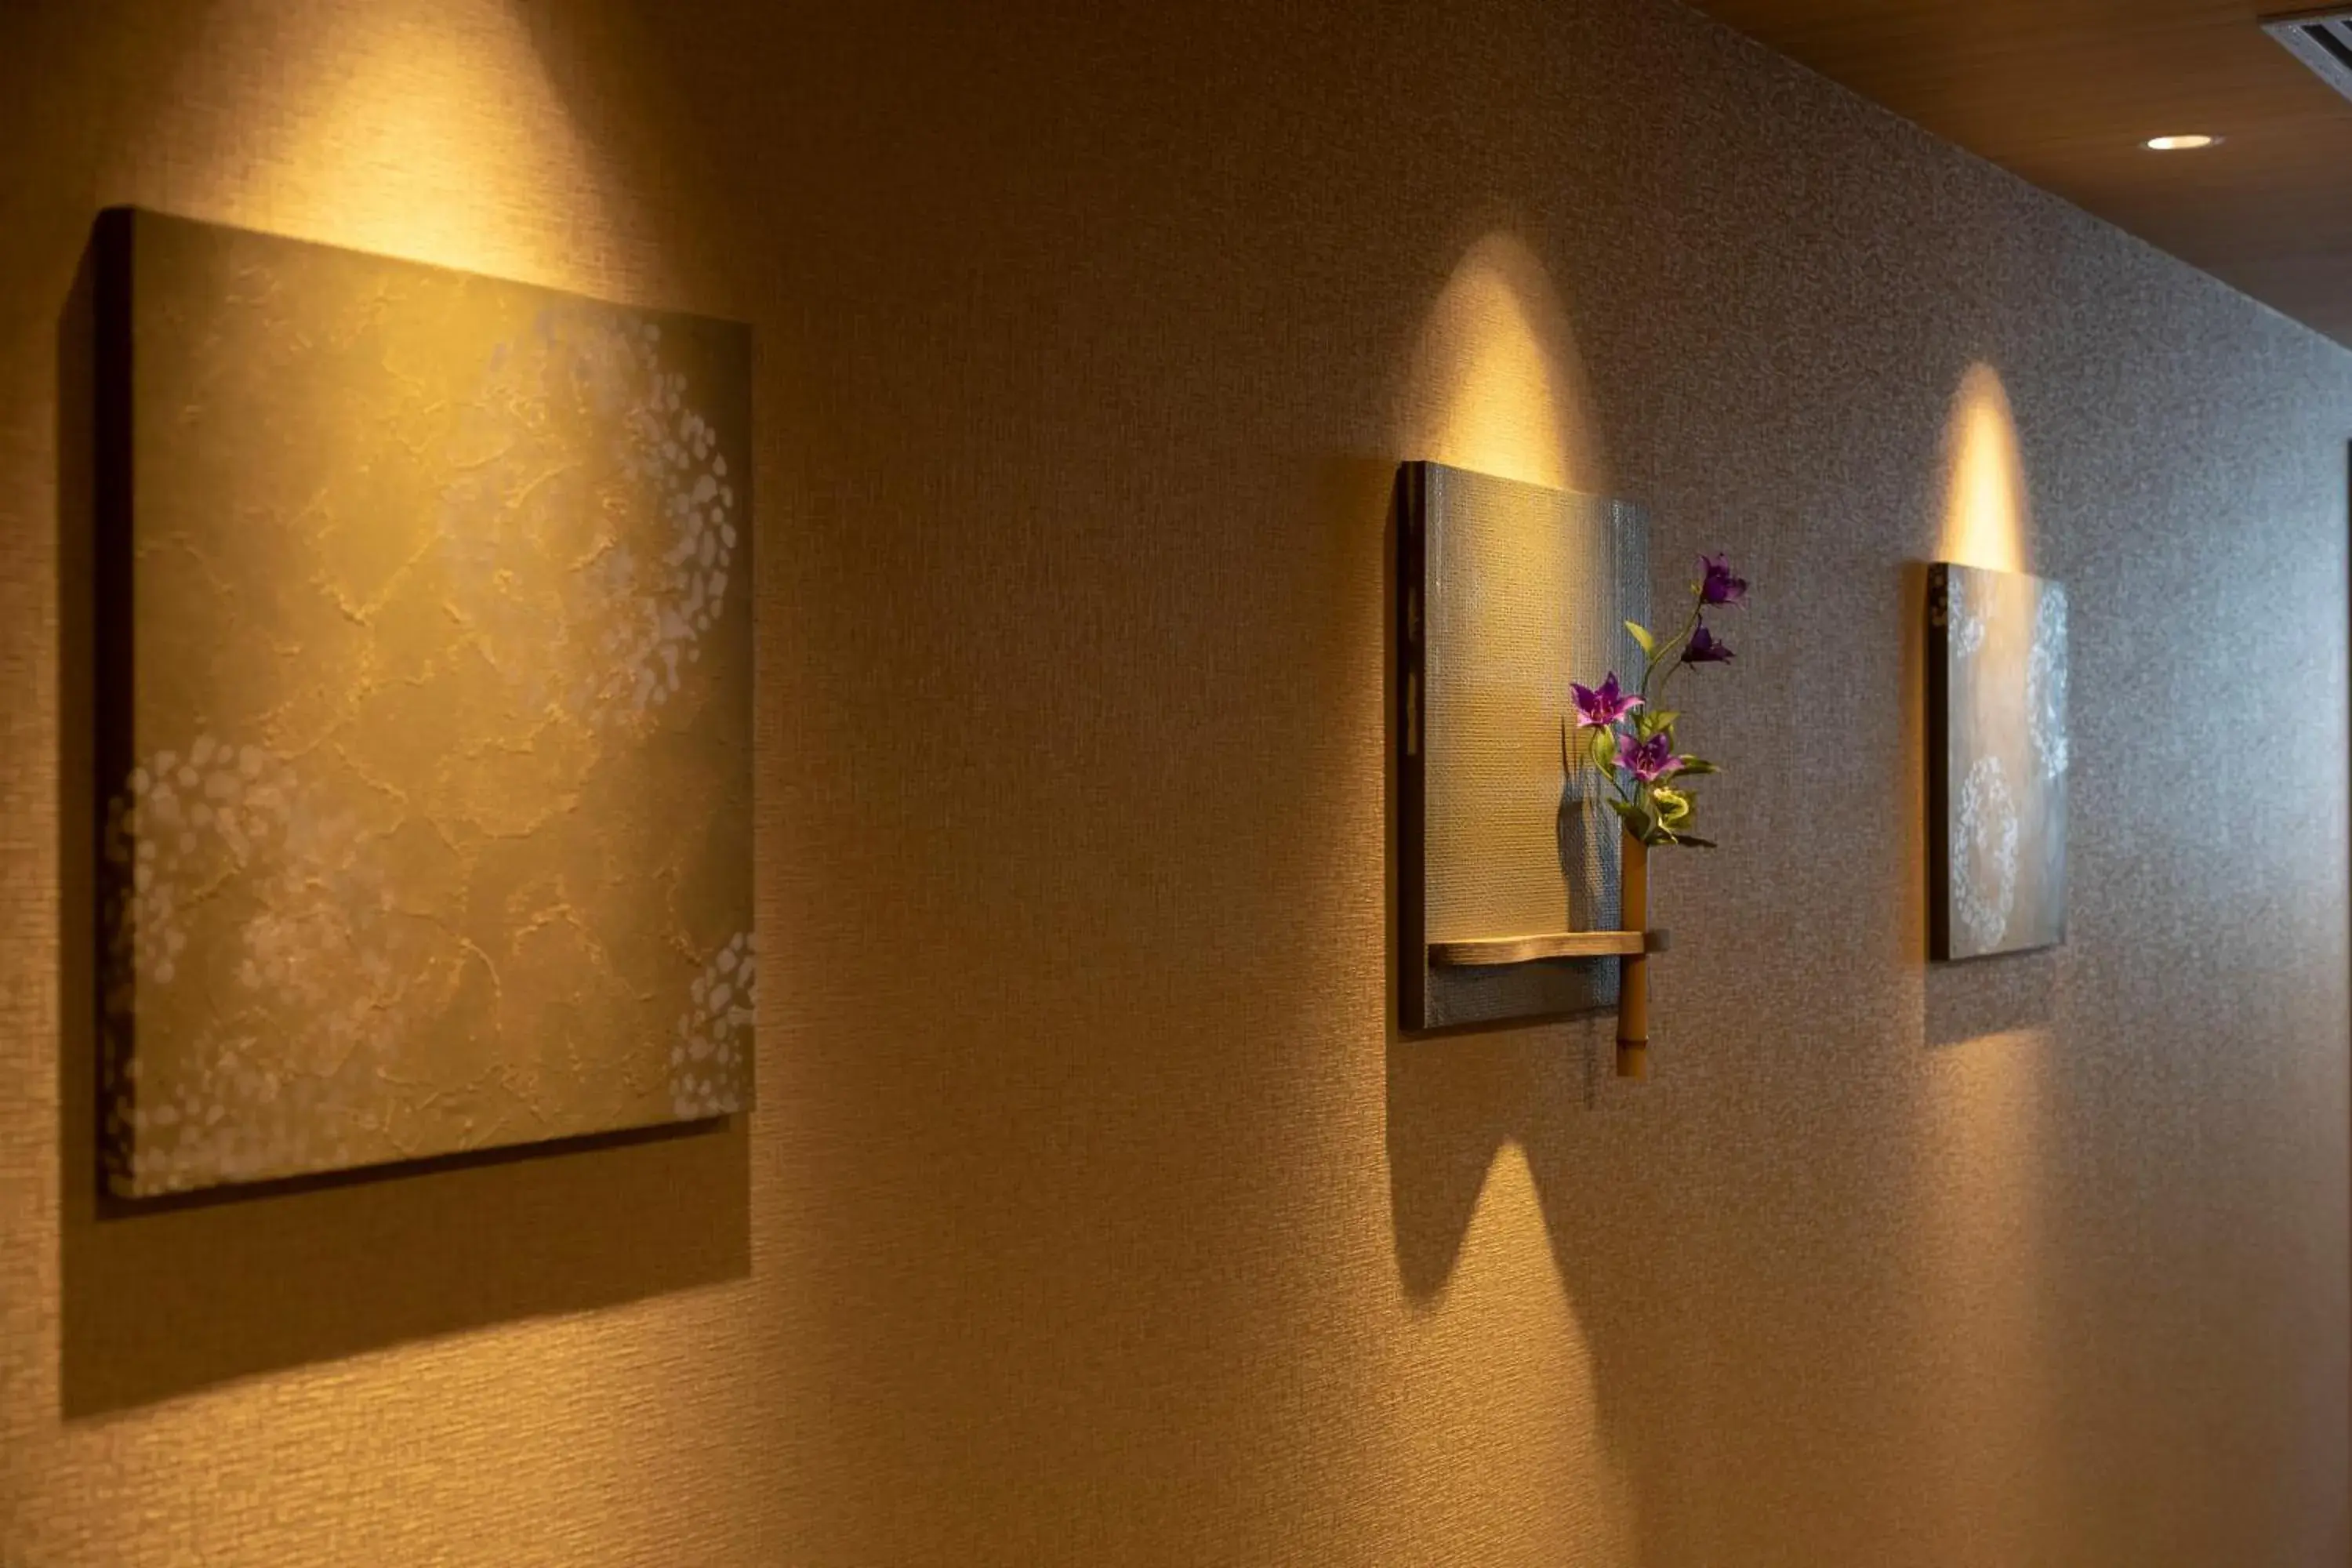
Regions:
[[93, 209, 754, 1197], [1396, 461, 1648, 1029]]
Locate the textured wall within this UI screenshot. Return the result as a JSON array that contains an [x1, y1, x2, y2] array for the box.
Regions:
[[2, 0, 2348, 1564]]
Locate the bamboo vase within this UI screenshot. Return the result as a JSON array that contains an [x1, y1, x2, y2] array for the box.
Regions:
[[1617, 828, 1649, 1080]]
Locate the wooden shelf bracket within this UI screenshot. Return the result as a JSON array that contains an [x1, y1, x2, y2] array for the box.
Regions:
[[1428, 929, 1671, 967]]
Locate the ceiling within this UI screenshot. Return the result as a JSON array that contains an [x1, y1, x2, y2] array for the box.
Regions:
[[1688, 0, 2352, 350]]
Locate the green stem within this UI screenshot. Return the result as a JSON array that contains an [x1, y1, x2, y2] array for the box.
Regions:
[[1640, 601, 1702, 704], [1655, 652, 1689, 708]]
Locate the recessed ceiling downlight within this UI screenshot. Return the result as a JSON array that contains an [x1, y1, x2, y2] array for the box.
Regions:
[[2144, 133, 2223, 151]]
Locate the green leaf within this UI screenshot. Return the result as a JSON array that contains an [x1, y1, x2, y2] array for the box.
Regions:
[[1606, 797, 1640, 825], [1624, 621, 1656, 658], [1673, 757, 1721, 776], [1588, 727, 1617, 778], [1669, 834, 1718, 849], [1636, 708, 1680, 740]]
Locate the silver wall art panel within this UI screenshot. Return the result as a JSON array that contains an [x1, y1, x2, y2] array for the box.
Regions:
[[1396, 461, 1648, 1029], [1928, 562, 2068, 960]]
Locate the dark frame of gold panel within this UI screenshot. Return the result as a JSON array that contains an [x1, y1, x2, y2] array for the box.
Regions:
[[1396, 461, 1650, 1031], [89, 209, 755, 1200]]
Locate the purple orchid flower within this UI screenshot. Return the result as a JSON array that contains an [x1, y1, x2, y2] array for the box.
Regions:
[[1570, 672, 1643, 729], [1698, 554, 1748, 608], [1681, 621, 1735, 665], [1616, 729, 1682, 782]]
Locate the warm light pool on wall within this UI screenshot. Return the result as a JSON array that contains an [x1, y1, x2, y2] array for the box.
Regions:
[[2143, 134, 2223, 151]]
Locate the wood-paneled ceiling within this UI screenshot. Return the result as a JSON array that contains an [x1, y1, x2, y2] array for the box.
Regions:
[[1689, 0, 2352, 349]]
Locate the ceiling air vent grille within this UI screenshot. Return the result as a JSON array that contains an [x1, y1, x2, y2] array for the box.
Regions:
[[2267, 8, 2352, 100]]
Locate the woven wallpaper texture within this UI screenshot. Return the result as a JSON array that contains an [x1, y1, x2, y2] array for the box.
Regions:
[[2, 0, 2348, 1564]]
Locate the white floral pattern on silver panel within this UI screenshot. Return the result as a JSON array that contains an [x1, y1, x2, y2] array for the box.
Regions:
[[1953, 753, 2019, 951], [2027, 587, 2068, 782], [1947, 566, 1989, 661]]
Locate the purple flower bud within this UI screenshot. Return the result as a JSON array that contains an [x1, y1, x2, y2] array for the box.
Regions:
[[1681, 621, 1735, 665], [1570, 672, 1643, 728], [1697, 554, 1748, 608]]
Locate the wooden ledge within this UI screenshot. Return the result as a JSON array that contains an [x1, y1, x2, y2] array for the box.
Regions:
[[1428, 929, 1670, 967]]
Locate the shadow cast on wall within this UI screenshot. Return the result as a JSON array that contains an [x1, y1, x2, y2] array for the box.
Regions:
[[1386, 1029, 1612, 1299], [1924, 951, 2059, 1049], [1384, 1022, 1693, 1559], [53, 225, 752, 1418]]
